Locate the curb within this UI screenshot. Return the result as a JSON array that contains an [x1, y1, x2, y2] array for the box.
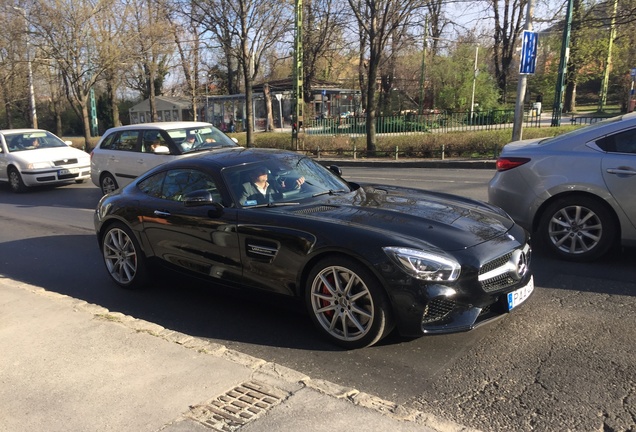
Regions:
[[9, 279, 479, 432]]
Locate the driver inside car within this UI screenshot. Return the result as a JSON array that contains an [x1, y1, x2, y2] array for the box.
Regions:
[[240, 167, 306, 206]]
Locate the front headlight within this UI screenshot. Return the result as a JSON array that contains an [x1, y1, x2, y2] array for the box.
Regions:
[[27, 161, 51, 169], [383, 247, 461, 282]]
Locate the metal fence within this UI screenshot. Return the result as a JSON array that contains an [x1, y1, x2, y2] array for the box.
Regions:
[[304, 109, 543, 136]]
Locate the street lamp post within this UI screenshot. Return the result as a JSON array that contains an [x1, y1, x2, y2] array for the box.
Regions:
[[13, 6, 37, 129]]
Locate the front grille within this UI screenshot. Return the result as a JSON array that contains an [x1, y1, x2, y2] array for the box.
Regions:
[[480, 252, 512, 275], [478, 246, 530, 293], [53, 159, 78, 166], [422, 298, 456, 323], [482, 273, 516, 292]]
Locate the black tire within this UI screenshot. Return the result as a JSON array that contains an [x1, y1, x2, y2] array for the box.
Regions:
[[100, 222, 148, 289], [305, 256, 394, 349], [100, 173, 119, 195], [8, 167, 27, 193], [538, 196, 616, 261]]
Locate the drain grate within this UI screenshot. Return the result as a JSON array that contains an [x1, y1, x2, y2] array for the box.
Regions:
[[188, 381, 288, 431]]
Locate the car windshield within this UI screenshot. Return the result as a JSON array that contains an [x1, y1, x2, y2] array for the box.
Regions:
[[223, 154, 352, 208], [167, 126, 238, 153], [5, 131, 69, 153]]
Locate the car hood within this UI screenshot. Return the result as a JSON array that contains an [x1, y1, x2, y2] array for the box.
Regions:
[[11, 147, 90, 163], [298, 184, 515, 251]]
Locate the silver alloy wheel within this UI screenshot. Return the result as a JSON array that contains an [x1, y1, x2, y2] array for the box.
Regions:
[[309, 265, 374, 342], [547, 204, 602, 255], [102, 227, 138, 285], [101, 174, 118, 195]]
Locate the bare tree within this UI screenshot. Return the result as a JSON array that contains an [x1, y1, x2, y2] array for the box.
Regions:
[[31, 0, 122, 143], [191, 0, 291, 146], [347, 0, 425, 153], [489, 0, 527, 103]]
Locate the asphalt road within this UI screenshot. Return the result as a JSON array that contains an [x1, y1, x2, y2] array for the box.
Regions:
[[0, 169, 634, 432]]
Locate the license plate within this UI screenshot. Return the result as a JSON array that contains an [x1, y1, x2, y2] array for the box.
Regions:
[[507, 276, 534, 311], [58, 168, 78, 176]]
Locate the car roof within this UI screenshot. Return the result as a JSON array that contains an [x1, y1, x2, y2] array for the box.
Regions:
[[0, 128, 51, 134], [103, 122, 217, 133], [144, 147, 299, 172]]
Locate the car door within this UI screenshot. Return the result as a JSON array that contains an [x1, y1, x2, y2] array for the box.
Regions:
[[597, 129, 636, 228], [97, 130, 143, 188], [136, 168, 243, 285]]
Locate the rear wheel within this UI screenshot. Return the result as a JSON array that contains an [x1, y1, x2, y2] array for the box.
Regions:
[[538, 196, 616, 261], [101, 223, 148, 289], [305, 256, 394, 349], [8, 167, 27, 193], [100, 173, 118, 195]]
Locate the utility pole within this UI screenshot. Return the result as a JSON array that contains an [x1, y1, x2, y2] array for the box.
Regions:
[[512, 0, 534, 141], [551, 0, 574, 126], [470, 46, 479, 124], [291, 0, 304, 150]]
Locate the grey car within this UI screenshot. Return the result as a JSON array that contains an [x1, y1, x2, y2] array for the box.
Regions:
[[488, 113, 636, 261]]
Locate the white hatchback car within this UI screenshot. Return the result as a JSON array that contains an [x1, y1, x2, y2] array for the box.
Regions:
[[90, 122, 239, 194], [0, 129, 91, 193]]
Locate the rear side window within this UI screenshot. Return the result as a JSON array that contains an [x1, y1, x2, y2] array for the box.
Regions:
[[100, 131, 140, 151], [596, 128, 636, 154]]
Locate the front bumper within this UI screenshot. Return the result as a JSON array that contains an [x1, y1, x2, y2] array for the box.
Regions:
[[22, 166, 91, 186]]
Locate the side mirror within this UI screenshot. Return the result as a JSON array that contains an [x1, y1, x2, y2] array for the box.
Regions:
[[184, 190, 215, 207], [328, 165, 342, 177], [153, 145, 171, 155]]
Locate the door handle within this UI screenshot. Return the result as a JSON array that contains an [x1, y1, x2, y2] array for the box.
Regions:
[[153, 210, 171, 217], [606, 168, 636, 176]]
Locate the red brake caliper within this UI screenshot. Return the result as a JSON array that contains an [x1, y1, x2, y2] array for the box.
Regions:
[[320, 274, 335, 319]]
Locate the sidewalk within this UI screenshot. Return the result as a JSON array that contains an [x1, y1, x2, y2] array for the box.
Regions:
[[0, 279, 479, 432]]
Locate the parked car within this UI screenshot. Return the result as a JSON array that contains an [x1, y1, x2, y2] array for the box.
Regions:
[[95, 147, 533, 349], [0, 129, 90, 193], [90, 121, 239, 195], [489, 112, 636, 261]]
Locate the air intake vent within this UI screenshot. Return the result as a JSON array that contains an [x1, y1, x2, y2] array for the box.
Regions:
[[293, 205, 338, 215]]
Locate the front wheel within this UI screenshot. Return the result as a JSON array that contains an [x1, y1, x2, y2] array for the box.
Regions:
[[538, 196, 616, 261], [8, 167, 27, 193], [101, 223, 148, 289], [305, 256, 394, 349]]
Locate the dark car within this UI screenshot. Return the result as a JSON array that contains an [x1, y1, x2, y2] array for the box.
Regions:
[[95, 148, 533, 348]]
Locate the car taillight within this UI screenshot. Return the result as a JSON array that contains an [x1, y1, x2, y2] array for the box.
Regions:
[[496, 157, 530, 171]]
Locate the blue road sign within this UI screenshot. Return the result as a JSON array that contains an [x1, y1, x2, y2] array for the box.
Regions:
[[519, 31, 538, 74]]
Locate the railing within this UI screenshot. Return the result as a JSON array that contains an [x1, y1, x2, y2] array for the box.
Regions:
[[570, 115, 613, 125], [304, 110, 543, 136]]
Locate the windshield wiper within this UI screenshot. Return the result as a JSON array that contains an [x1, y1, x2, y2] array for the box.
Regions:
[[246, 202, 300, 208], [312, 189, 347, 197]]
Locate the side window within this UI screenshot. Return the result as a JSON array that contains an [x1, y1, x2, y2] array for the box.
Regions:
[[142, 130, 168, 153], [137, 171, 166, 198], [98, 133, 118, 150], [596, 129, 636, 154], [139, 169, 220, 202], [117, 131, 141, 151]]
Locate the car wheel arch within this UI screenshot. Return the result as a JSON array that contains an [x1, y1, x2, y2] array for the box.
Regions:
[[297, 250, 390, 300], [532, 191, 620, 237]]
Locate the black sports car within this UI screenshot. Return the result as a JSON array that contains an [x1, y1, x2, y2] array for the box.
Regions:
[[94, 148, 534, 349]]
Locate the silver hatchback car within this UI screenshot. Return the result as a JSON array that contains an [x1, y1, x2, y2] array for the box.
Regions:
[[91, 122, 239, 194], [488, 113, 636, 261]]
